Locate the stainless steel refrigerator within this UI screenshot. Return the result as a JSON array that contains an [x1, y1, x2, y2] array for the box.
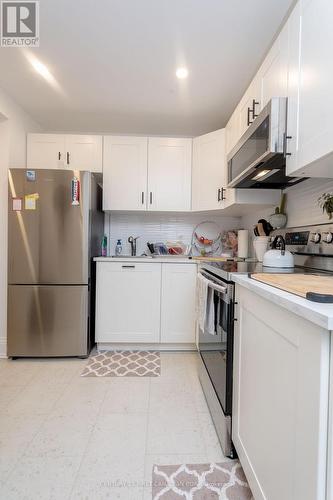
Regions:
[[7, 169, 104, 357]]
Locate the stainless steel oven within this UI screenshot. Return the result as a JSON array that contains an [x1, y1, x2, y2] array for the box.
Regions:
[[197, 267, 236, 458]]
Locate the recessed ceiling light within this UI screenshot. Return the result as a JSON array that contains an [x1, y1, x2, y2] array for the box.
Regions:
[[31, 58, 53, 81], [176, 67, 189, 79], [24, 51, 64, 95]]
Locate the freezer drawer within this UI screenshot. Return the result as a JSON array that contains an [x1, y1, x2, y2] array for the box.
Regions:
[[7, 285, 88, 357]]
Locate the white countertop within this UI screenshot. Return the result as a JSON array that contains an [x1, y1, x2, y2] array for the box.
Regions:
[[94, 256, 197, 264], [232, 274, 333, 330]]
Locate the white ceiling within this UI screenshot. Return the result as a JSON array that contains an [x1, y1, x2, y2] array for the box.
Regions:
[[0, 0, 295, 136]]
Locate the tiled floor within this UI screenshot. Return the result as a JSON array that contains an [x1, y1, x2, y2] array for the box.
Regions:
[[0, 352, 227, 499]]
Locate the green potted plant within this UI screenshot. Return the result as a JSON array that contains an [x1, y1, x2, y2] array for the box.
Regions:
[[318, 193, 333, 219], [269, 193, 287, 228]]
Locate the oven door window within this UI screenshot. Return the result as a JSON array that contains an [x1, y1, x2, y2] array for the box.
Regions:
[[228, 116, 270, 184], [199, 288, 233, 415]]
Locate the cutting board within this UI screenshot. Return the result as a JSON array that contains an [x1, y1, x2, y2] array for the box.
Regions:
[[251, 273, 333, 303]]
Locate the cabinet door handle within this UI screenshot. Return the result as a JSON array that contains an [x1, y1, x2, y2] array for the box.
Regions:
[[247, 107, 253, 127], [149, 192, 153, 204], [141, 192, 145, 205], [252, 99, 259, 119], [58, 152, 61, 161], [122, 265, 135, 269], [217, 188, 221, 202], [221, 187, 226, 201], [283, 133, 292, 157], [66, 152, 70, 165]]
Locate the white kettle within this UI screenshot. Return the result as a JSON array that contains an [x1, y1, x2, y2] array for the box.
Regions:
[[263, 235, 294, 268]]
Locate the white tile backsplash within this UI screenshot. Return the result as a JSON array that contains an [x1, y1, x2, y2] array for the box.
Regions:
[[104, 212, 241, 256], [240, 178, 333, 256], [103, 179, 333, 257]]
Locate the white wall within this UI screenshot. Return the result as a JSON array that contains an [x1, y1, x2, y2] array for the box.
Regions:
[[0, 117, 10, 358], [105, 212, 241, 256], [0, 87, 42, 167], [241, 178, 333, 256], [0, 86, 41, 357]]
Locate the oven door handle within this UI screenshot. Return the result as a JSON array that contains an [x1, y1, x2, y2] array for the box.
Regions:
[[198, 271, 227, 294], [207, 281, 227, 294]]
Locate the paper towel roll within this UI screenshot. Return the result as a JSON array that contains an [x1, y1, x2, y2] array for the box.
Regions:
[[238, 230, 249, 259]]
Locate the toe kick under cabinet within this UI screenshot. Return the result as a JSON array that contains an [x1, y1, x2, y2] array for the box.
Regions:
[[95, 261, 197, 349]]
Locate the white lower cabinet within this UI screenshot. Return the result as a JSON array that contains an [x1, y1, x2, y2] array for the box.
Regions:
[[95, 261, 197, 346], [160, 264, 197, 343], [233, 284, 329, 500], [95, 262, 161, 343]]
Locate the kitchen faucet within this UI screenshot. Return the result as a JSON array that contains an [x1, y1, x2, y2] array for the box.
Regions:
[[128, 236, 140, 256]]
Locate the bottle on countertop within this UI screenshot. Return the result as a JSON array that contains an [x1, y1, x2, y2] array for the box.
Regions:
[[115, 239, 122, 256], [101, 235, 108, 257]]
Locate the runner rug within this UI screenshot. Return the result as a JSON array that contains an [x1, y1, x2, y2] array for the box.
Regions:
[[81, 350, 161, 377], [152, 461, 253, 499]]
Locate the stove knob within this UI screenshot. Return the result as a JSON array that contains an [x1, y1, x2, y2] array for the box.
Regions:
[[310, 232, 321, 243], [322, 232, 333, 243]]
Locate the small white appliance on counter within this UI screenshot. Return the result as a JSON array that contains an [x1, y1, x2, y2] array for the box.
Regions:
[[263, 235, 294, 268]]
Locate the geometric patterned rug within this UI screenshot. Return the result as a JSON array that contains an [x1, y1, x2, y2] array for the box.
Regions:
[[81, 350, 161, 377], [152, 461, 253, 499]]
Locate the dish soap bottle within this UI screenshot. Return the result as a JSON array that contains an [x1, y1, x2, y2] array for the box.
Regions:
[[115, 239, 122, 256], [101, 235, 108, 257]]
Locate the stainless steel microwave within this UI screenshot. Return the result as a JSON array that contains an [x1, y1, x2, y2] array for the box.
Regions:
[[227, 97, 304, 189]]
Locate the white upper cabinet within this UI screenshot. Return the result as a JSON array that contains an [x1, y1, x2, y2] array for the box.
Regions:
[[285, 2, 301, 175], [225, 15, 289, 155], [103, 136, 191, 212], [286, 0, 333, 178], [103, 136, 148, 211], [260, 23, 289, 109], [27, 134, 65, 169], [64, 135, 102, 172], [192, 129, 225, 211], [147, 137, 192, 211], [238, 75, 262, 138], [220, 187, 280, 216], [27, 133, 102, 172], [225, 106, 240, 155]]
